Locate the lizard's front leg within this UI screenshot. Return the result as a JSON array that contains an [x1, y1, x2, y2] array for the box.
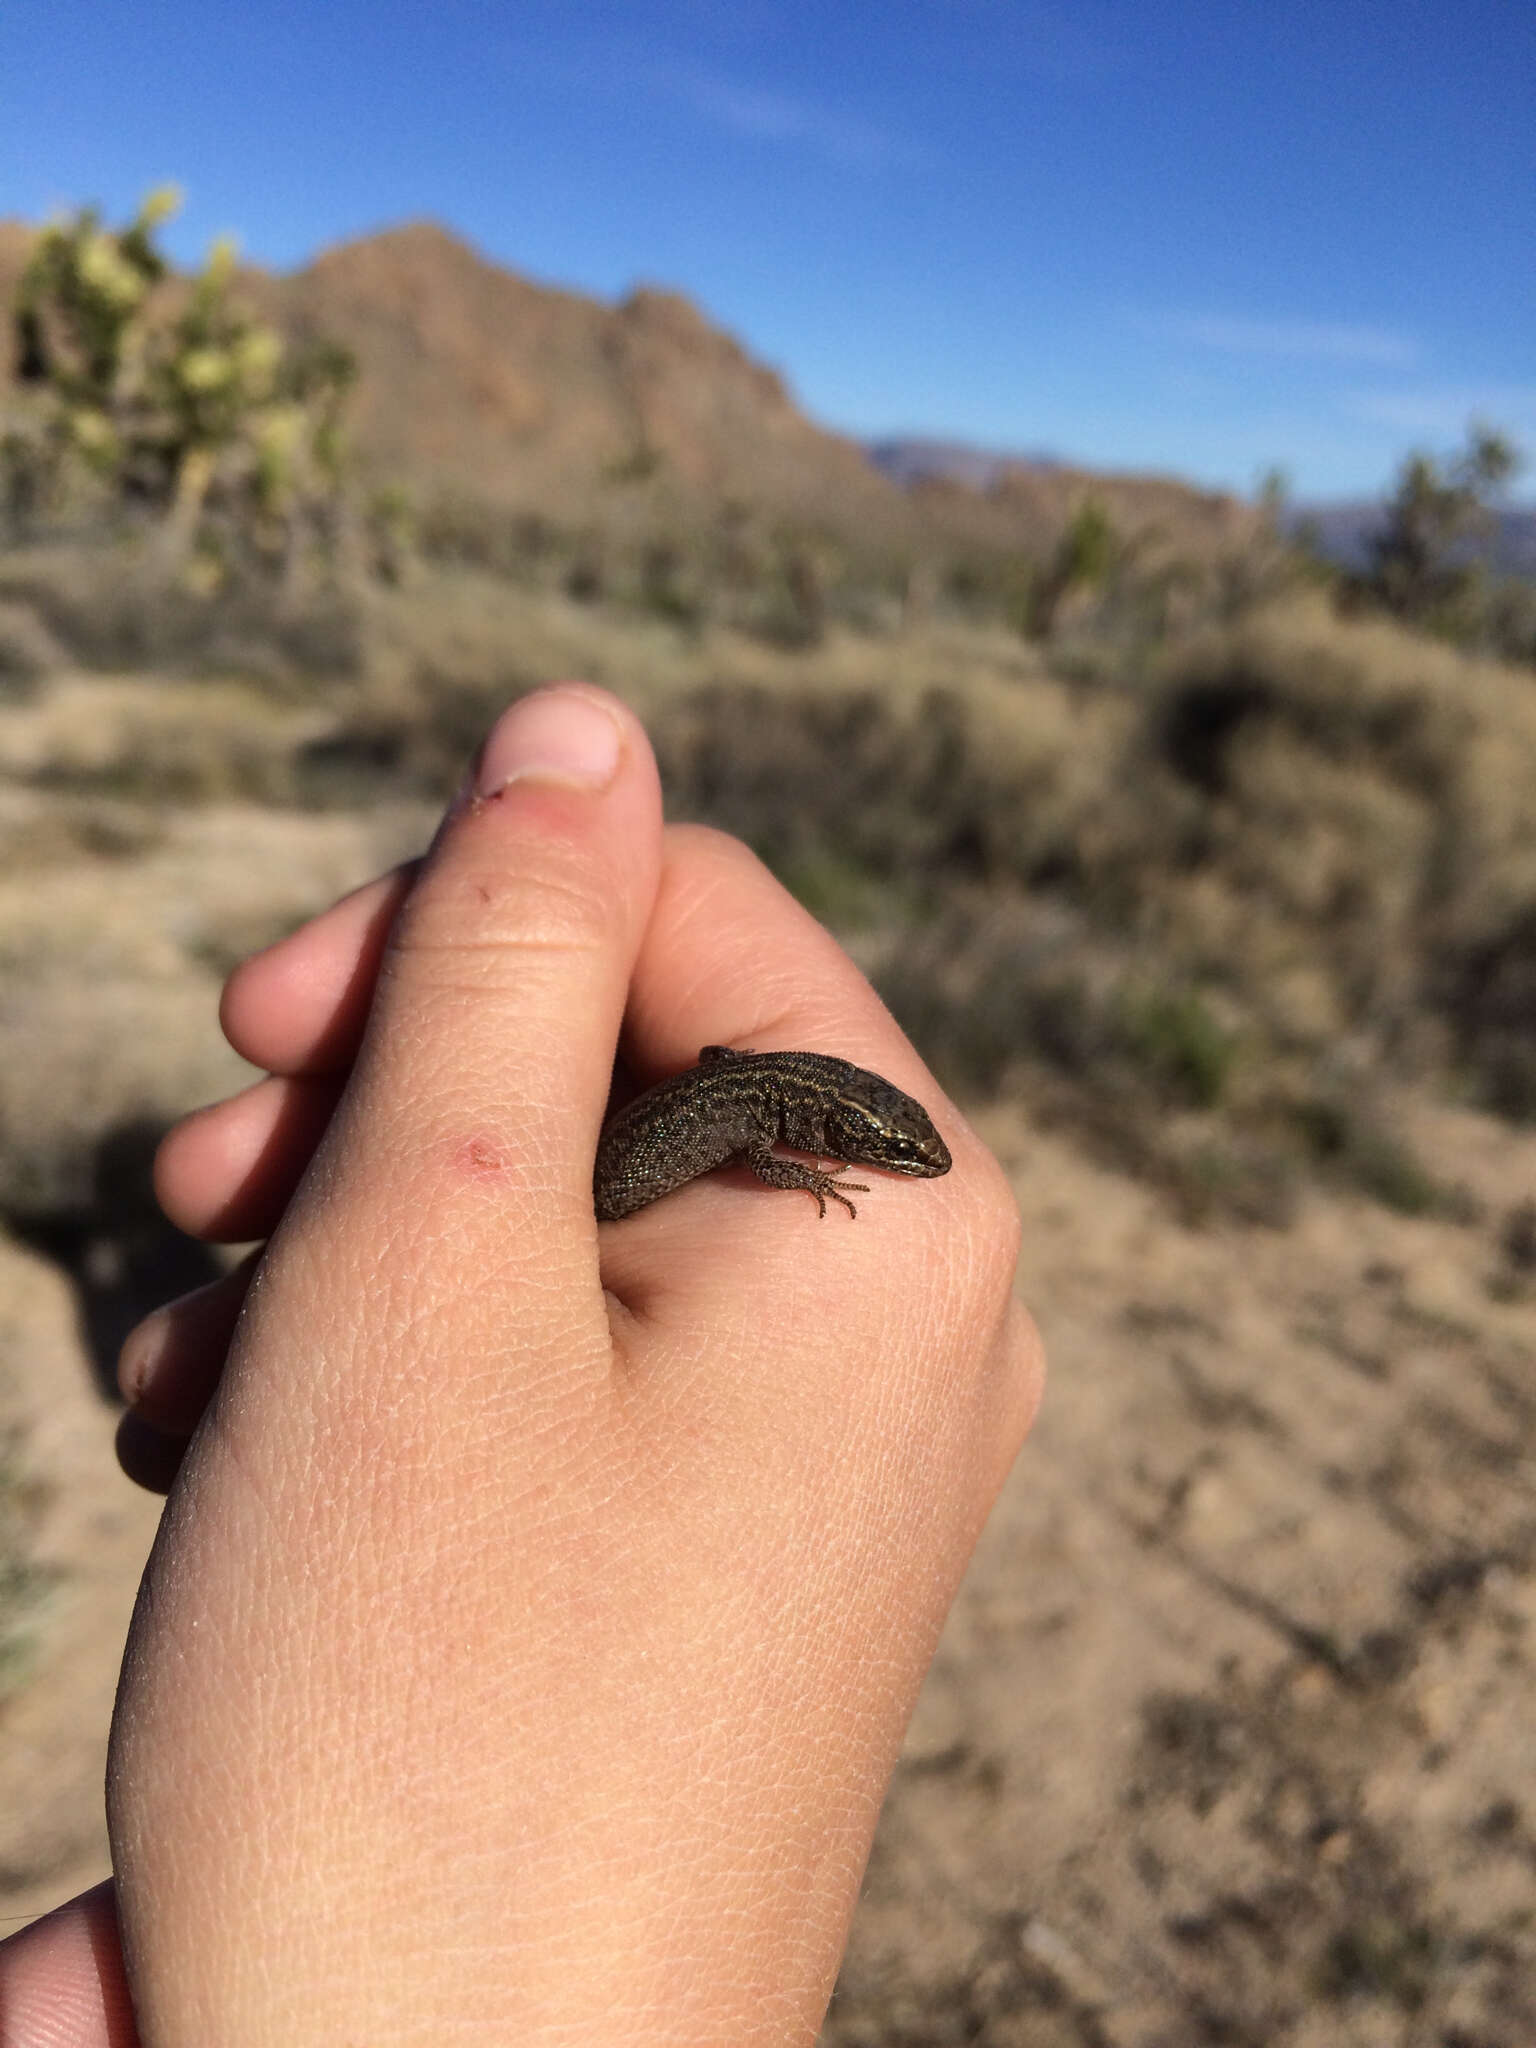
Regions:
[[736, 1142, 869, 1219]]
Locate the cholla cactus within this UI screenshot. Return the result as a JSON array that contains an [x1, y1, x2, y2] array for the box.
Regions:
[[9, 189, 356, 579], [15, 186, 176, 412], [7, 188, 177, 518]]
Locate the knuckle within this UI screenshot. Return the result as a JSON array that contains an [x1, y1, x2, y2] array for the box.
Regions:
[[997, 1297, 1047, 1449], [667, 821, 758, 869], [962, 1143, 1025, 1286]]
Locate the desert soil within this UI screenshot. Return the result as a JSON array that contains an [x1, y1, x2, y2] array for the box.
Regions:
[[2, 680, 1533, 2046]]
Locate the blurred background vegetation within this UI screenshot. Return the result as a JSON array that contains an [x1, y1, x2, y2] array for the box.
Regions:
[[3, 195, 1533, 1239]]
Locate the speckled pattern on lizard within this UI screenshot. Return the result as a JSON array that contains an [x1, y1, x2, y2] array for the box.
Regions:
[[594, 1045, 953, 1221]]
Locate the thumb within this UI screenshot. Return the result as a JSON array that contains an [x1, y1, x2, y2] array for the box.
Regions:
[[296, 684, 663, 1285]]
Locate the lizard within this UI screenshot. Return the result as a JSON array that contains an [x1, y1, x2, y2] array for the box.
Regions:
[[594, 1044, 952, 1222]]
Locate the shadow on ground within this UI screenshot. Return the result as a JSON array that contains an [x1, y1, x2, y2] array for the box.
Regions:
[[7, 1118, 222, 1402]]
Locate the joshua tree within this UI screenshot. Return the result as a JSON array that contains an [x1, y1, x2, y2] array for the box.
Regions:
[[1023, 498, 1117, 639], [9, 188, 354, 578], [1366, 425, 1520, 629]]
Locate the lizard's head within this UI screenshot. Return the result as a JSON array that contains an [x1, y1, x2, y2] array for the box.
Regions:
[[823, 1070, 953, 1179]]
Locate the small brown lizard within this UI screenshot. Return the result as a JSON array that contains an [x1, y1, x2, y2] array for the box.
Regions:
[[594, 1045, 952, 1221]]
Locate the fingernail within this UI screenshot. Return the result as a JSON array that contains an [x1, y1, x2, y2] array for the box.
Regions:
[[474, 687, 624, 800]]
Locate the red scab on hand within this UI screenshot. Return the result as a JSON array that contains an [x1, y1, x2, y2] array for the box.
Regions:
[[455, 1135, 509, 1181]]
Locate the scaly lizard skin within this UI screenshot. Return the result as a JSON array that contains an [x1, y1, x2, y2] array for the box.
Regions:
[[594, 1045, 952, 1221]]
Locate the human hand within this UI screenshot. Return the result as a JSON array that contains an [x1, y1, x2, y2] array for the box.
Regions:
[[13, 685, 1042, 2044]]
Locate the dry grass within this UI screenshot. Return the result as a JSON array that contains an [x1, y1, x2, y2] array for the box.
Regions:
[[0, 1411, 52, 1704], [3, 549, 1534, 1233]]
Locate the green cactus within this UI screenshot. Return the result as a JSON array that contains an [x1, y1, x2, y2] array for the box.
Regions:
[[15, 187, 174, 411], [8, 189, 355, 579]]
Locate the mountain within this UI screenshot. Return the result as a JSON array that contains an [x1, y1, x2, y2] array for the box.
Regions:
[[256, 225, 1259, 562], [865, 436, 1061, 491], [2, 217, 1258, 565], [261, 223, 904, 533]]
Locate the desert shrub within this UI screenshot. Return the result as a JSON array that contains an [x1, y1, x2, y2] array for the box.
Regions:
[[874, 902, 1232, 1107], [402, 488, 910, 647], [637, 537, 703, 627], [1314, 1917, 1441, 2011], [770, 849, 894, 931], [0, 1423, 53, 1703], [564, 538, 607, 602], [362, 485, 417, 585], [872, 901, 1103, 1095], [1130, 610, 1536, 1085], [1157, 666, 1276, 795], [0, 600, 66, 694], [414, 497, 561, 581], [1116, 984, 1237, 1109], [1479, 573, 1536, 666], [1022, 497, 1116, 639], [1165, 1136, 1301, 1229], [1436, 899, 1536, 1119], [740, 552, 824, 648], [650, 633, 1524, 1082], [1336, 425, 1536, 667], [0, 544, 367, 681], [1151, 630, 1465, 805], [650, 680, 1097, 896], [291, 665, 534, 807], [875, 903, 1303, 1223], [638, 615, 1535, 1216], [1358, 427, 1518, 630], [1288, 1096, 1469, 1217], [1501, 1199, 1536, 1272]]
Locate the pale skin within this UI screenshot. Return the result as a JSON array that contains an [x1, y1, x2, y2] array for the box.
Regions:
[[0, 685, 1043, 2046]]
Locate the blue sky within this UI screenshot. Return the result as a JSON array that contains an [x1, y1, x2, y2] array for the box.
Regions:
[[2, 0, 1532, 499]]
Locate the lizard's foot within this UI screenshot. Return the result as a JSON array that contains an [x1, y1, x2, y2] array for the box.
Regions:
[[810, 1166, 871, 1220], [740, 1148, 870, 1218]]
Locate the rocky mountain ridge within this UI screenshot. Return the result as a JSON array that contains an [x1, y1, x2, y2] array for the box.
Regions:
[[1, 215, 1254, 564]]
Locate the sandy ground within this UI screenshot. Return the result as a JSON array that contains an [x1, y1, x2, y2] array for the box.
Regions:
[[829, 1103, 1536, 2045], [1, 699, 1532, 2042]]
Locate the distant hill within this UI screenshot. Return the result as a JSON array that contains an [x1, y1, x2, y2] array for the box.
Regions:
[[1, 215, 1257, 567], [1292, 499, 1536, 579], [257, 222, 903, 535], [255, 225, 1258, 563], [865, 437, 1061, 491]]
